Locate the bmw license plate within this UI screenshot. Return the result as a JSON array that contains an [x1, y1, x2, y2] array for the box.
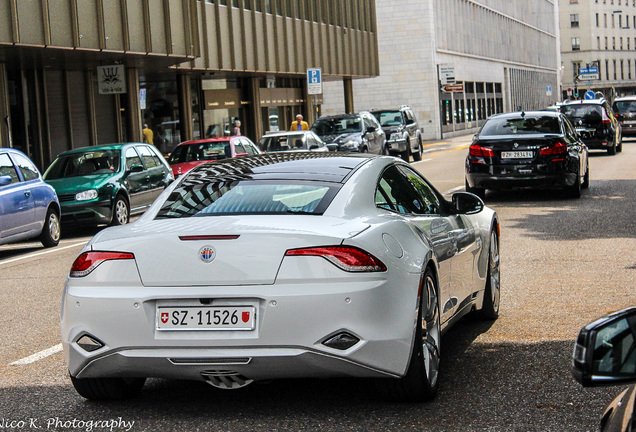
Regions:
[[157, 306, 256, 331], [501, 151, 533, 159]]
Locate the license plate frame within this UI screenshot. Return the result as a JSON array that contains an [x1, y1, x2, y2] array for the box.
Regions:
[[501, 151, 533, 159], [156, 306, 256, 331]]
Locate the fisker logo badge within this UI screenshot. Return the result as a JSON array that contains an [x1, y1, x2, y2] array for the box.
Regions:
[[199, 246, 216, 263]]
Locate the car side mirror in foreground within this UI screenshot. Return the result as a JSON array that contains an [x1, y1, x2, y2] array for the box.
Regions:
[[451, 192, 484, 215], [128, 164, 144, 173], [0, 175, 12, 186], [572, 307, 636, 387]]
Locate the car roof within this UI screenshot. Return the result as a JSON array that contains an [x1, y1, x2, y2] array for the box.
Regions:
[[488, 111, 562, 119], [56, 143, 143, 156], [315, 113, 361, 121], [614, 96, 636, 101], [177, 138, 234, 146], [183, 152, 374, 183], [562, 99, 606, 106], [260, 131, 311, 138]]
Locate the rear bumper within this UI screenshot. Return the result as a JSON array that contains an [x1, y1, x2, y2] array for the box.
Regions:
[[386, 138, 408, 154], [466, 161, 577, 190], [61, 271, 419, 382]]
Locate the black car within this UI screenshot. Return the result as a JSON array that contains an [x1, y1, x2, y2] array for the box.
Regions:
[[310, 111, 385, 154], [560, 99, 622, 155], [370, 106, 423, 162], [612, 96, 636, 137], [465, 111, 589, 199], [572, 307, 636, 431]]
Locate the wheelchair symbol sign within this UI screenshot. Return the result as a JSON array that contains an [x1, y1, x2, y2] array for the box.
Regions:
[[307, 68, 322, 95]]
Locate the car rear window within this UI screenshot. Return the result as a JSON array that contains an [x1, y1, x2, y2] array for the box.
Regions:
[[168, 141, 232, 164], [43, 150, 121, 179], [259, 135, 306, 152], [560, 104, 603, 119], [480, 116, 561, 135], [156, 179, 340, 218], [371, 111, 402, 127], [613, 100, 636, 114]]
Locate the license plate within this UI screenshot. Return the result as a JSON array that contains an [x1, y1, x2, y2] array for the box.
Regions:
[[157, 306, 256, 331], [501, 151, 533, 159]]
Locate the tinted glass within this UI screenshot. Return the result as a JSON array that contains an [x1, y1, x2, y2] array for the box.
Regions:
[[156, 179, 339, 218], [375, 165, 439, 215], [137, 145, 159, 168], [613, 100, 636, 114], [560, 104, 603, 120], [168, 141, 232, 163], [480, 116, 561, 135], [259, 135, 306, 152], [371, 111, 402, 127], [311, 116, 362, 135], [12, 153, 40, 181], [44, 150, 121, 179], [0, 154, 19, 184]]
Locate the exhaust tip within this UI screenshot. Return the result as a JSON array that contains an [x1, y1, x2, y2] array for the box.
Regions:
[[201, 370, 254, 389], [322, 332, 360, 350]]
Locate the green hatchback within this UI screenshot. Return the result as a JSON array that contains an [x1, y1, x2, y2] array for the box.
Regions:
[[43, 143, 173, 226]]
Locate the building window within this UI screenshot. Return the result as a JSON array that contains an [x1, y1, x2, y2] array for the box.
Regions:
[[629, 38, 631, 49], [606, 60, 610, 80], [621, 37, 624, 49], [629, 61, 632, 79], [605, 14, 608, 27], [614, 60, 617, 79], [596, 13, 600, 27], [606, 36, 609, 49], [621, 60, 625, 79], [613, 37, 616, 49], [598, 36, 601, 49], [573, 62, 581, 78], [570, 14, 580, 27], [620, 15, 623, 27], [572, 37, 581, 51], [612, 14, 615, 28]]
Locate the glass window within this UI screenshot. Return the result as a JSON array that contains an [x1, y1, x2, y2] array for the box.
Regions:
[[12, 153, 40, 181], [0, 154, 19, 184], [43, 150, 122, 179], [125, 148, 143, 170], [137, 145, 160, 168], [234, 143, 246, 154], [375, 165, 439, 215], [481, 115, 562, 135], [572, 37, 581, 51], [570, 14, 579, 27]]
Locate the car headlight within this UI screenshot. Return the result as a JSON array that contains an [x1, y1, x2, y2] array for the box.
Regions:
[[75, 189, 98, 201], [340, 140, 359, 150], [390, 132, 402, 140]]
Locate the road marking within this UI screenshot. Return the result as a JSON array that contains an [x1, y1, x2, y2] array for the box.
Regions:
[[10, 344, 63, 366], [0, 241, 86, 266], [421, 158, 432, 162]]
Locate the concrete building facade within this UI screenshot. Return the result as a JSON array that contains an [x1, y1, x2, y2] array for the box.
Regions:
[[0, 0, 379, 170], [560, 0, 636, 100], [322, 0, 560, 139]]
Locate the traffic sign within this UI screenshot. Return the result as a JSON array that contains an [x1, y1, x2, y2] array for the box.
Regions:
[[441, 84, 464, 92], [579, 67, 598, 74], [584, 90, 595, 100], [578, 73, 600, 81], [439, 64, 455, 85], [307, 68, 322, 95]]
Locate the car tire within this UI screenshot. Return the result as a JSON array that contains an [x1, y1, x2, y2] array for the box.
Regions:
[[412, 137, 423, 162], [617, 136, 623, 153], [565, 169, 582, 198], [376, 267, 440, 402], [39, 207, 61, 248], [401, 139, 410, 162], [465, 179, 486, 200], [70, 375, 145, 401], [582, 160, 590, 189], [476, 229, 500, 320], [608, 138, 617, 155], [110, 196, 130, 226]]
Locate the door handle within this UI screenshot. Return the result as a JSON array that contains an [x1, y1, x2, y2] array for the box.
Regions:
[[24, 191, 31, 198]]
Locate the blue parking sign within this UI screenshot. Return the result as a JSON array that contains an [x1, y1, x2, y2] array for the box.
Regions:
[[307, 68, 322, 95]]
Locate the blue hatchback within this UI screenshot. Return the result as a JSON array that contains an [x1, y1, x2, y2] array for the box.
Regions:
[[0, 148, 61, 247]]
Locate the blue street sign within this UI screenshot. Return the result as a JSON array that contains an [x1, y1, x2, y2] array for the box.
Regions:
[[307, 68, 322, 95], [585, 90, 595, 100]]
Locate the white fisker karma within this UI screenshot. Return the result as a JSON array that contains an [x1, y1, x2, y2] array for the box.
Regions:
[[61, 152, 500, 402]]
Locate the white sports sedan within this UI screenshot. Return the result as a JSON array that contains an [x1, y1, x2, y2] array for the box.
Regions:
[[61, 152, 500, 402]]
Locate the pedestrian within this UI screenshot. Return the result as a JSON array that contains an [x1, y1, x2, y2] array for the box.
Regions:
[[232, 120, 242, 136], [142, 123, 154, 145], [290, 114, 309, 131]]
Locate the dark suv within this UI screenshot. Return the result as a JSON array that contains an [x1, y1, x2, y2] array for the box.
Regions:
[[612, 95, 636, 137], [310, 111, 385, 154], [370, 106, 423, 162], [560, 99, 622, 155]]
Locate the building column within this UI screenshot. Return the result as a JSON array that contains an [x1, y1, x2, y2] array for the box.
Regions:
[[247, 76, 262, 140], [344, 77, 354, 114], [0, 63, 10, 148], [177, 73, 193, 142], [126, 67, 142, 142]]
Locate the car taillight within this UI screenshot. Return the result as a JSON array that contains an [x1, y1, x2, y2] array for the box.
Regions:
[[539, 142, 567, 156], [70, 251, 135, 277], [285, 246, 387, 272], [469, 144, 495, 157], [602, 109, 612, 124]]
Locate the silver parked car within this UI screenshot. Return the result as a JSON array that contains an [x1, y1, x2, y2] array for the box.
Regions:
[[258, 130, 333, 153]]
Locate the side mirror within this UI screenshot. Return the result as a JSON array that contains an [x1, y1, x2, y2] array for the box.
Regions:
[[366, 126, 376, 134], [451, 191, 484, 215], [572, 307, 636, 387], [0, 175, 12, 186], [326, 143, 339, 152], [309, 144, 319, 150], [128, 164, 144, 173]]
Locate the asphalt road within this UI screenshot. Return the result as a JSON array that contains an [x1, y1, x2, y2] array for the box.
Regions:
[[1, 138, 635, 432]]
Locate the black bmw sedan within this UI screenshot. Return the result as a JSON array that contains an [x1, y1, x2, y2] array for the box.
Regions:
[[465, 111, 589, 199]]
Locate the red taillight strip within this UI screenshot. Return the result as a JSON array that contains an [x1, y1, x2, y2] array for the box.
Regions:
[[179, 235, 240, 241], [539, 142, 567, 156], [70, 251, 135, 278], [285, 246, 387, 272], [469, 144, 495, 157]]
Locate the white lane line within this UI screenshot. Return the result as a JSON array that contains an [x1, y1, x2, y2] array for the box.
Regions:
[[0, 241, 87, 266], [443, 185, 465, 195], [421, 158, 432, 162], [10, 344, 63, 366]]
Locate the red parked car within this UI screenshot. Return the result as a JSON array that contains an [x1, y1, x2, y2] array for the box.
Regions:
[[167, 137, 261, 177]]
